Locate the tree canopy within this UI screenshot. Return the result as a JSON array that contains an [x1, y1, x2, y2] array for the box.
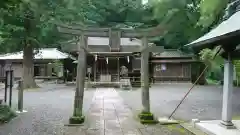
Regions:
[[0, 0, 231, 52], [0, 0, 235, 86]]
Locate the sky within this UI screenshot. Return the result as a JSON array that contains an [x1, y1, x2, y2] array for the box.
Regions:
[[142, 0, 148, 4]]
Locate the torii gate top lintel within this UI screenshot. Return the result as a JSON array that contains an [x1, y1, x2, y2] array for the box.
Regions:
[[57, 23, 164, 53], [57, 23, 164, 38]]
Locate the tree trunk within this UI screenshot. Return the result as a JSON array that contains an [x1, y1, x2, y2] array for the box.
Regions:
[[23, 44, 37, 89]]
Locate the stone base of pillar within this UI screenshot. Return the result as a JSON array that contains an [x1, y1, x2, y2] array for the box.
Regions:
[[220, 120, 236, 129], [69, 115, 85, 124], [138, 111, 158, 124]]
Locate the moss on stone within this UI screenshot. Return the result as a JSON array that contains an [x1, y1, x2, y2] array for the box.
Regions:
[[140, 119, 159, 124], [0, 105, 17, 124], [138, 111, 158, 124], [74, 108, 82, 116], [69, 116, 85, 124]]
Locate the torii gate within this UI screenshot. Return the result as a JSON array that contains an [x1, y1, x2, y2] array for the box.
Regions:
[[57, 24, 164, 124]]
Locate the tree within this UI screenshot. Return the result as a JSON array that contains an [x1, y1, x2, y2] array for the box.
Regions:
[[0, 0, 98, 89], [197, 0, 231, 83], [198, 0, 229, 28], [82, 0, 147, 28], [148, 0, 230, 49], [150, 0, 202, 49], [199, 47, 224, 81], [0, 0, 23, 52], [149, 0, 231, 83]]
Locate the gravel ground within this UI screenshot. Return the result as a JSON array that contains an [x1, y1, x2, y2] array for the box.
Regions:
[[1, 83, 239, 135], [118, 84, 240, 121], [0, 84, 95, 135]]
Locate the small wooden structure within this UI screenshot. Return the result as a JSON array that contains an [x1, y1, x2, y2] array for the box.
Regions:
[[64, 40, 199, 84], [151, 50, 196, 83], [66, 37, 145, 83], [0, 48, 75, 81]]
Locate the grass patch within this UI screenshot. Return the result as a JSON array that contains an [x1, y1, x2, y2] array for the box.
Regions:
[[167, 124, 187, 134], [0, 105, 17, 124], [233, 116, 240, 120]]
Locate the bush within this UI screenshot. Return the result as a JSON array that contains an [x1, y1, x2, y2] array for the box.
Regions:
[[191, 62, 206, 85], [0, 105, 17, 123]]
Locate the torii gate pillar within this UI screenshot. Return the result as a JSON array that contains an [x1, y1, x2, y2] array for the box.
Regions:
[[138, 36, 157, 124], [69, 34, 87, 124], [141, 36, 150, 112]]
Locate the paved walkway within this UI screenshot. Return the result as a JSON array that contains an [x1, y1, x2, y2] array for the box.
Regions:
[[84, 88, 145, 135], [81, 88, 191, 135]]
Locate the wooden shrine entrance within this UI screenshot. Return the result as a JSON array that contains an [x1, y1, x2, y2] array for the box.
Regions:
[[90, 52, 133, 83], [96, 56, 119, 82], [97, 57, 119, 82]]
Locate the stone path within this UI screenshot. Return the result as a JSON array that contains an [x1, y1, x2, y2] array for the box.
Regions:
[[82, 88, 192, 135], [84, 88, 145, 135]]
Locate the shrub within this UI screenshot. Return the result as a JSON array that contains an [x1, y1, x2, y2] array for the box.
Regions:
[[0, 105, 17, 123]]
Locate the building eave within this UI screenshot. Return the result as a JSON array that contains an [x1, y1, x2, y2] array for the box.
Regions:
[[186, 10, 240, 51]]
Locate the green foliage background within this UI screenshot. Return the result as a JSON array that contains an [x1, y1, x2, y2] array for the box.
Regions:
[[0, 0, 237, 84]]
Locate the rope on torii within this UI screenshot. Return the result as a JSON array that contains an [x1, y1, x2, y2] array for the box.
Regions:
[[95, 55, 97, 61], [78, 42, 155, 54]]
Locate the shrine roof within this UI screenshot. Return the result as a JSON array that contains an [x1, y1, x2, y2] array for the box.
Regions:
[[152, 49, 193, 58], [0, 48, 76, 60], [151, 59, 196, 63], [186, 10, 240, 51]]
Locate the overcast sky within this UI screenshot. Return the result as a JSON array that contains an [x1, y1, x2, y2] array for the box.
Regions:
[[142, 0, 148, 4]]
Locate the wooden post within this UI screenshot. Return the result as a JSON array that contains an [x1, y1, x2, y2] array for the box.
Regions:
[[16, 80, 27, 113], [106, 57, 108, 75], [117, 57, 120, 81], [9, 70, 13, 107], [4, 71, 8, 103], [190, 63, 192, 83], [141, 36, 150, 113], [94, 60, 97, 82], [18, 80, 23, 112]]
